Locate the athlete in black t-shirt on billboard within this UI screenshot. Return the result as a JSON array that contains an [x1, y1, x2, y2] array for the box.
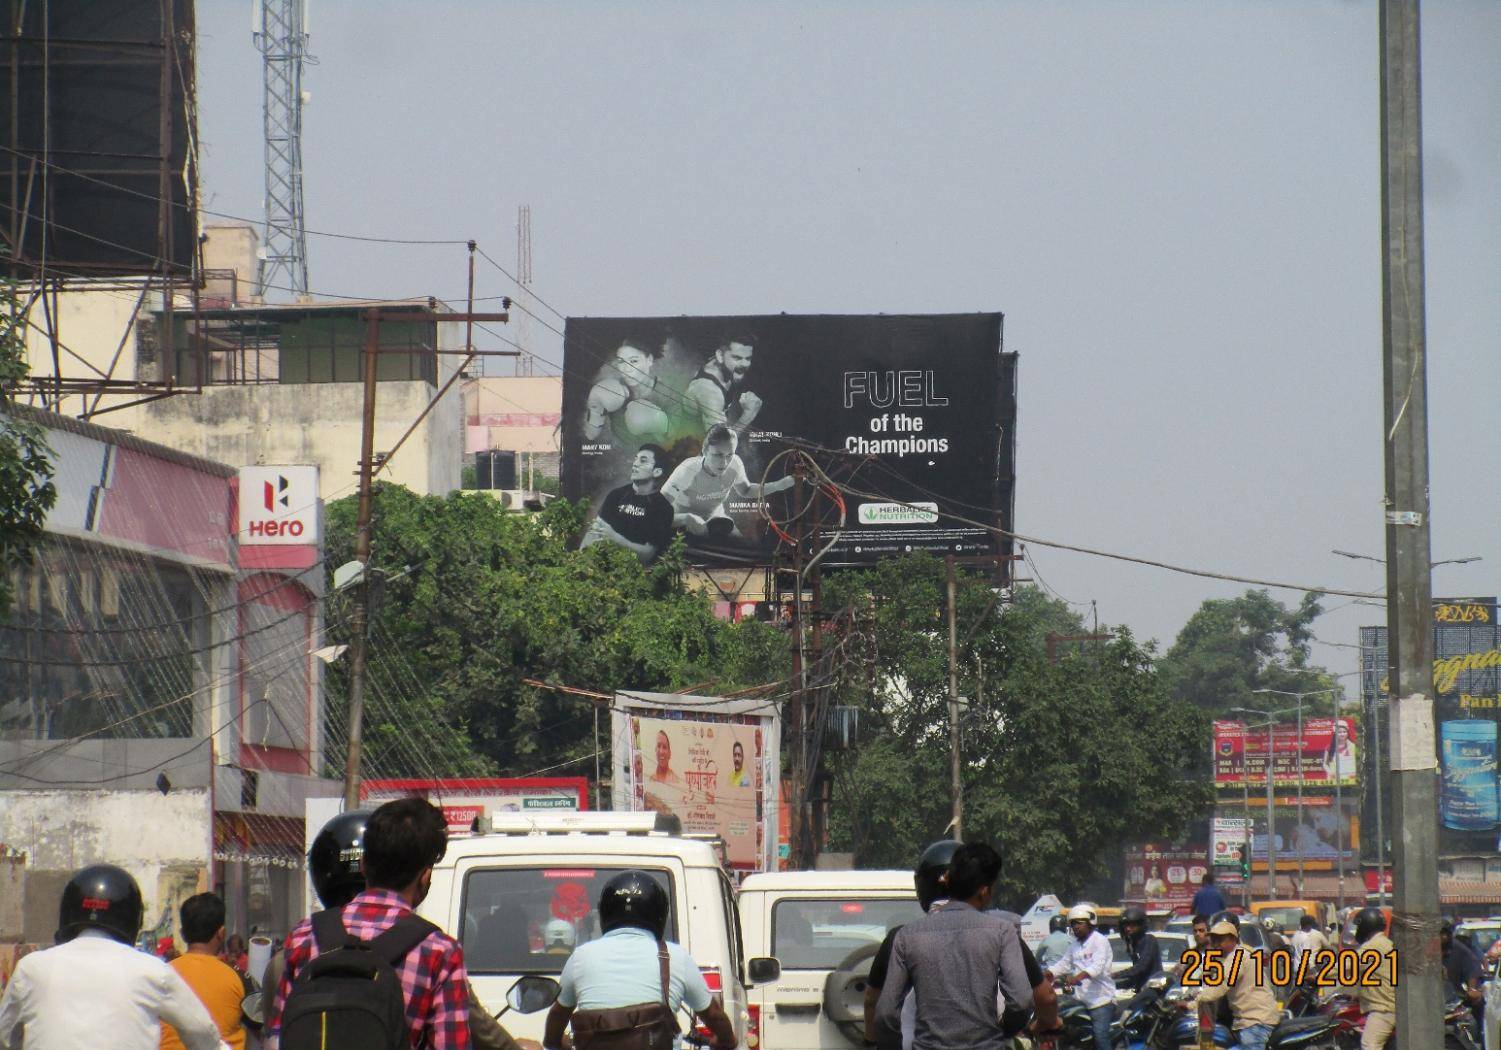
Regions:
[[581, 444, 676, 563]]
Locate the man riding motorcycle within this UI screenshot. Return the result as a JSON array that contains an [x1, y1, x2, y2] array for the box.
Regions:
[[1036, 915, 1072, 971], [1334, 907, 1395, 1049], [1186, 915, 1281, 1050], [1117, 905, 1164, 1010], [1043, 905, 1116, 1050]]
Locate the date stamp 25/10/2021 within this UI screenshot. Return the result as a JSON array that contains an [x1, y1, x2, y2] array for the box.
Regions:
[[1180, 948, 1397, 989]]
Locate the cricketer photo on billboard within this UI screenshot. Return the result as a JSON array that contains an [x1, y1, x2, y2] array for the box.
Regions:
[[561, 313, 1016, 568]]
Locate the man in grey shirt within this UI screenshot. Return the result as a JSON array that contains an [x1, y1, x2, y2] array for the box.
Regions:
[[874, 843, 1061, 1050]]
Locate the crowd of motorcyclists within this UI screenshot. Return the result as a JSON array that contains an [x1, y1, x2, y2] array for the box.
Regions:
[[0, 812, 1493, 1050]]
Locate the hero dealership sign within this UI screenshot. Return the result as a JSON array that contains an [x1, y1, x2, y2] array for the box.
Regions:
[[238, 466, 319, 545]]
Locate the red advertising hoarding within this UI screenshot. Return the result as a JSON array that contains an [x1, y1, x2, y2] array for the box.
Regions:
[[1123, 845, 1208, 908], [1214, 718, 1358, 788]]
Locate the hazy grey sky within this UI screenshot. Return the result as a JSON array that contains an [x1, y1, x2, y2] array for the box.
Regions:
[[197, 1, 1499, 679]]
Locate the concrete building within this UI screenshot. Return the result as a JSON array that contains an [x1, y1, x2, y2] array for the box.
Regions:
[[0, 407, 337, 950], [21, 224, 465, 500], [462, 375, 561, 489]]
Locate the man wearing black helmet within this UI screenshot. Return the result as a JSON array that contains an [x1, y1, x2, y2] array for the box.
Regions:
[[1335, 907, 1394, 1049], [1036, 915, 1072, 970], [543, 870, 736, 1050], [875, 842, 1059, 1050], [0, 864, 224, 1050], [253, 808, 376, 1011], [259, 808, 531, 1050], [1116, 905, 1163, 1009], [865, 840, 1057, 1048], [267, 797, 470, 1050], [863, 839, 959, 1046]]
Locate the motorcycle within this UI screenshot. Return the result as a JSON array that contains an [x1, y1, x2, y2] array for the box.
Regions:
[[1447, 995, 1482, 1050], [1147, 987, 1345, 1049]]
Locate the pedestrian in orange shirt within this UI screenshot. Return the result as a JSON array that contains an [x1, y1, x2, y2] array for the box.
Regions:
[[161, 893, 246, 1050]]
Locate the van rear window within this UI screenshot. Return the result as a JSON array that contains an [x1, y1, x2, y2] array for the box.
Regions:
[[460, 867, 677, 974], [772, 898, 922, 970]]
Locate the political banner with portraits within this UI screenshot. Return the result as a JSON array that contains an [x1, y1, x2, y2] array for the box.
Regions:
[[562, 314, 1015, 567], [610, 692, 780, 873]]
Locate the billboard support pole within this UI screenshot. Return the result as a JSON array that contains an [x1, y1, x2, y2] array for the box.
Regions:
[[1380, 1, 1442, 1040]]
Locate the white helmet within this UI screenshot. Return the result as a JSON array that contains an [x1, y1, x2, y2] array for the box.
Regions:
[[544, 918, 577, 949], [1067, 904, 1098, 926]]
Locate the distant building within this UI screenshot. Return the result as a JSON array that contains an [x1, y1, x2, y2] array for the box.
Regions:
[[0, 406, 337, 948], [463, 375, 561, 489], [21, 224, 465, 500]]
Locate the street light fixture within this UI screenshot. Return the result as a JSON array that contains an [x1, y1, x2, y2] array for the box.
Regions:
[[1254, 687, 1345, 906], [1229, 705, 1297, 901], [1331, 549, 1483, 569]]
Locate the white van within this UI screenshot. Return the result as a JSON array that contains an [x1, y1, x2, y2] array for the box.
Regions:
[[418, 812, 775, 1047], [738, 871, 922, 1050]]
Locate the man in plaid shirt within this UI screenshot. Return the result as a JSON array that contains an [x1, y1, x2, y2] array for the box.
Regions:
[[267, 798, 471, 1050]]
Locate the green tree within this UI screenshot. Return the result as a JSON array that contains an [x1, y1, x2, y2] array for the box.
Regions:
[[1158, 589, 1338, 719], [820, 556, 1208, 905], [323, 485, 787, 781], [0, 283, 58, 616]]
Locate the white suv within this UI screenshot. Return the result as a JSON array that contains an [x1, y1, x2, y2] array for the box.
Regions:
[[738, 871, 922, 1050], [418, 812, 769, 1047]]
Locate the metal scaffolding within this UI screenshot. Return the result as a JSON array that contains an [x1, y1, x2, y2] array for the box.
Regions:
[[253, 0, 311, 299]]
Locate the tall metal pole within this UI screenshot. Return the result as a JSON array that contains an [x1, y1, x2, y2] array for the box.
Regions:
[[1265, 722, 1277, 897], [1380, 1, 1442, 1041], [1334, 694, 1346, 911], [1372, 696, 1388, 905], [1295, 699, 1305, 896], [789, 462, 808, 868], [1241, 733, 1252, 909], [342, 310, 381, 809], [945, 556, 963, 841]]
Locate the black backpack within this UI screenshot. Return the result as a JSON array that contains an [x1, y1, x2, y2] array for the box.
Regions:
[[280, 908, 438, 1050]]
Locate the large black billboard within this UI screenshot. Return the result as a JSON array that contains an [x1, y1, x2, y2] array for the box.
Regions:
[[1, 0, 199, 278], [561, 313, 1014, 569], [1360, 597, 1501, 858]]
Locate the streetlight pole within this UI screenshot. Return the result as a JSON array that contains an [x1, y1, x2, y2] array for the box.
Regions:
[[1265, 721, 1276, 896], [1255, 687, 1343, 901], [1232, 706, 1296, 900], [1241, 739, 1252, 909]]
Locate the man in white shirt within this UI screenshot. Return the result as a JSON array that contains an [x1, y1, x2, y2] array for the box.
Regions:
[[1043, 905, 1116, 1050], [1290, 915, 1329, 980], [0, 864, 225, 1050], [660, 424, 793, 537]]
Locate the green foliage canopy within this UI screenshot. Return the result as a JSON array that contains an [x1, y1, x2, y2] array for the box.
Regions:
[[323, 486, 786, 780], [820, 556, 1209, 905], [0, 284, 58, 616]]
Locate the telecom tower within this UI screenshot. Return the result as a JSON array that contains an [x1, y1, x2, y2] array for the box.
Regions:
[[512, 204, 534, 376], [253, 0, 311, 299]]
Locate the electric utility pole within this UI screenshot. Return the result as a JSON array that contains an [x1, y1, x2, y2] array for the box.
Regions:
[[946, 556, 962, 841], [341, 255, 512, 809], [1379, 1, 1442, 1043]]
